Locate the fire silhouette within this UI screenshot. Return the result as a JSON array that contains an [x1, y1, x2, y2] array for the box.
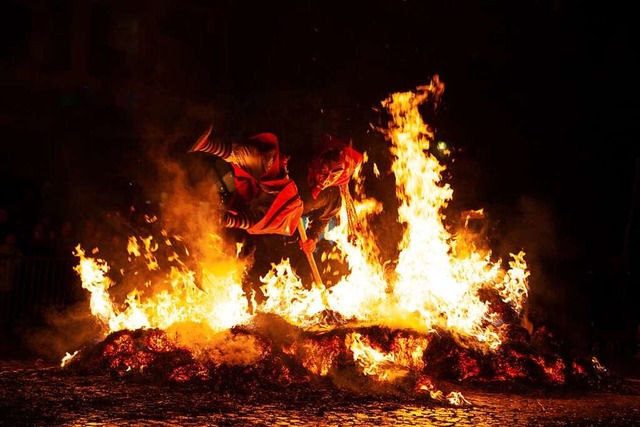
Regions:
[[63, 77, 605, 404]]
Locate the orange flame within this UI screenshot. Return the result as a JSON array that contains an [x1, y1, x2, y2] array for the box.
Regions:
[[346, 332, 429, 382], [259, 76, 529, 351]]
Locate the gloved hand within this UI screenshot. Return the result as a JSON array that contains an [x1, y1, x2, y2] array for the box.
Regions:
[[299, 237, 317, 254]]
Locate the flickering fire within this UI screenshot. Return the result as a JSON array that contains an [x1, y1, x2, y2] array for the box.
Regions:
[[60, 350, 78, 368], [345, 331, 428, 382], [68, 76, 541, 402]]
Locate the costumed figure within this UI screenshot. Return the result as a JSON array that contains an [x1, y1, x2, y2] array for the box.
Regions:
[[189, 126, 303, 236], [298, 134, 364, 254]]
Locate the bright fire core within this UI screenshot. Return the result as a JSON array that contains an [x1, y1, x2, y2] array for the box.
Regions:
[[70, 77, 530, 392]]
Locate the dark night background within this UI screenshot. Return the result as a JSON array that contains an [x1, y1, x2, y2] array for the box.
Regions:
[[1, 0, 639, 370]]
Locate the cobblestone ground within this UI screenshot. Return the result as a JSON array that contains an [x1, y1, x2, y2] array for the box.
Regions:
[[1, 361, 639, 426]]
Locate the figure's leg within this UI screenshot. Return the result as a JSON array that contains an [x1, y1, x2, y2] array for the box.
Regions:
[[222, 211, 261, 230], [188, 126, 231, 158]]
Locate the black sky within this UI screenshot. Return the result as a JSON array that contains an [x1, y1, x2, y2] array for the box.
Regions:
[[1, 0, 639, 261]]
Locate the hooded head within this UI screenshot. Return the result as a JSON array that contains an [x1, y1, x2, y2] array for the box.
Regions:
[[308, 135, 363, 199]]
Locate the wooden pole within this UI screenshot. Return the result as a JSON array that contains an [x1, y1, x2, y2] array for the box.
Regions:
[[297, 219, 324, 286]]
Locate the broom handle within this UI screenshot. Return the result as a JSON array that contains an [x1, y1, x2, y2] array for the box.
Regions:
[[297, 219, 324, 286]]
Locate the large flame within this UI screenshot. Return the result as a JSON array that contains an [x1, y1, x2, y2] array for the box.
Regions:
[[73, 232, 252, 337], [258, 76, 529, 350], [71, 76, 530, 394]]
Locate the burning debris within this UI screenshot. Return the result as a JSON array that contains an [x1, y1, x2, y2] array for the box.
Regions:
[[62, 315, 607, 404], [61, 77, 612, 404]]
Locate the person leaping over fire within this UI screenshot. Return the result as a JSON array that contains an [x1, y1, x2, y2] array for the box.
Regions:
[[188, 126, 303, 237]]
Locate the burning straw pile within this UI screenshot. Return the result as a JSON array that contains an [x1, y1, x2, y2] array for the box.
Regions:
[[61, 77, 610, 404]]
